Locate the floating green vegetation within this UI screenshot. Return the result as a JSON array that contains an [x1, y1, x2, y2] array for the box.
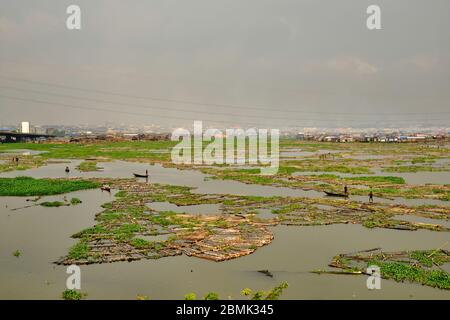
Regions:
[[114, 190, 127, 198], [411, 156, 437, 164], [328, 248, 450, 290], [240, 282, 289, 300], [130, 238, 152, 248], [62, 289, 86, 300], [409, 250, 449, 267], [280, 163, 373, 174], [70, 197, 82, 205], [74, 225, 108, 237], [207, 164, 450, 201], [68, 241, 89, 260], [40, 201, 68, 207], [13, 250, 21, 258], [56, 178, 449, 267], [261, 282, 289, 300], [307, 174, 405, 184], [0, 177, 100, 196], [77, 161, 102, 172], [0, 141, 175, 162], [203, 292, 220, 300], [0, 156, 45, 173], [184, 293, 197, 300], [271, 203, 308, 214], [112, 223, 143, 241], [183, 282, 288, 300], [345, 176, 405, 184], [383, 165, 445, 173], [370, 260, 450, 290], [56, 180, 277, 265]]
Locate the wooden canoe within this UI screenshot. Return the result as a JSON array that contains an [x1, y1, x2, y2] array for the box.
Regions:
[[324, 191, 349, 198], [133, 173, 149, 178]]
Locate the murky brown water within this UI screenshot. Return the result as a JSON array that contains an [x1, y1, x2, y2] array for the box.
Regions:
[[1, 193, 449, 300], [0, 160, 325, 199], [1, 158, 449, 299]]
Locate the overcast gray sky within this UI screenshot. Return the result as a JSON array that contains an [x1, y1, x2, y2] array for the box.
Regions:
[[0, 0, 449, 129]]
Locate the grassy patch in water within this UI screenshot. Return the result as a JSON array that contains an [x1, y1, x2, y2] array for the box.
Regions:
[[272, 203, 308, 214], [304, 174, 405, 184], [369, 260, 450, 290], [0, 177, 100, 196], [70, 197, 82, 205], [409, 250, 449, 267], [411, 156, 437, 164], [40, 201, 67, 207], [203, 292, 220, 300], [183, 282, 289, 300], [281, 163, 372, 174], [344, 176, 405, 184], [330, 249, 450, 290], [184, 293, 197, 300], [112, 223, 143, 241], [383, 165, 444, 173], [0, 141, 175, 162], [0, 156, 45, 173], [130, 238, 152, 248], [68, 241, 89, 260], [62, 289, 86, 300], [77, 161, 101, 172]]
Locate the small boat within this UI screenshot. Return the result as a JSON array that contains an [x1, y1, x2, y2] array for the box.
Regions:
[[324, 191, 349, 198], [133, 173, 149, 178]]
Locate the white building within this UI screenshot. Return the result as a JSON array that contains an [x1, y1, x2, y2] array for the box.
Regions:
[[20, 121, 30, 134]]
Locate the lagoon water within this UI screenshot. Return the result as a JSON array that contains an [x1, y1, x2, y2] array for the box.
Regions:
[[1, 191, 449, 299], [0, 159, 449, 299], [0, 160, 325, 199]]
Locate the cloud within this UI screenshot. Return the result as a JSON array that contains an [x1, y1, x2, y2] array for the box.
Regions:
[[276, 16, 298, 41], [0, 11, 59, 42], [0, 17, 19, 40], [305, 56, 378, 75], [402, 55, 438, 71]]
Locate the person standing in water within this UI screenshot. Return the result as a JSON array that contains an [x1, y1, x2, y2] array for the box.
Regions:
[[369, 190, 374, 203], [65, 166, 70, 173]]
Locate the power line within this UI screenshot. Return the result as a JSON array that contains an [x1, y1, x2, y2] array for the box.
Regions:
[[0, 85, 350, 122], [0, 94, 321, 127], [1, 93, 448, 127], [1, 85, 441, 123], [1, 75, 448, 117]]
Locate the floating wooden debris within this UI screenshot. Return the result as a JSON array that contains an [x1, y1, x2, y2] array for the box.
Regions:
[[55, 178, 450, 266], [321, 248, 450, 290]]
